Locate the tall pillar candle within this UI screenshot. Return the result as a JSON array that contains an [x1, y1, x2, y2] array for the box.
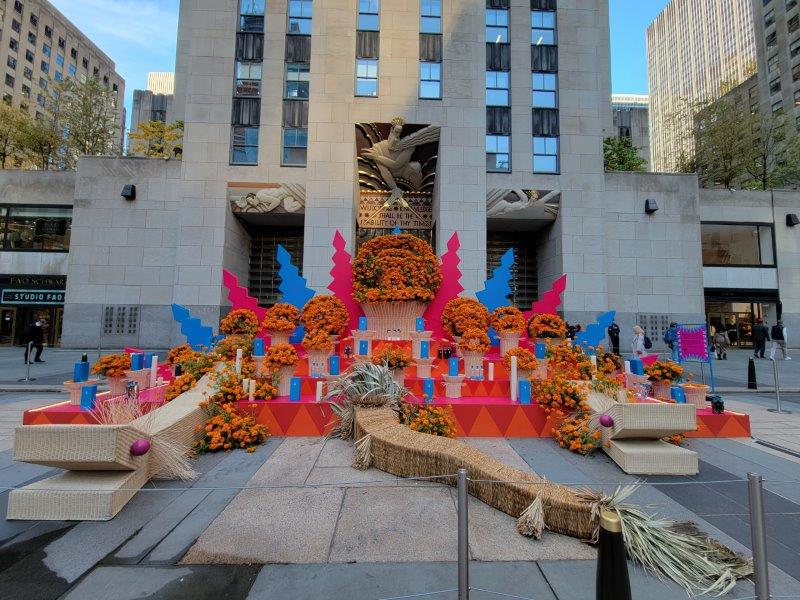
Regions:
[[510, 355, 518, 402], [149, 355, 158, 388], [235, 348, 243, 376], [488, 362, 495, 381], [249, 379, 256, 401], [315, 380, 324, 403]]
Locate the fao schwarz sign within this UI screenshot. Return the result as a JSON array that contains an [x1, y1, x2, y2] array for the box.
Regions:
[[1, 289, 66, 305]]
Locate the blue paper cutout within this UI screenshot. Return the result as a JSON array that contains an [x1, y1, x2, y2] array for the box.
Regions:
[[476, 248, 514, 312], [171, 304, 215, 350], [574, 310, 616, 353], [391, 227, 401, 234], [277, 244, 315, 310]]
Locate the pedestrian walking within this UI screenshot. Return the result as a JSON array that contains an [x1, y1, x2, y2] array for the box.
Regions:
[[607, 321, 620, 355], [713, 329, 730, 360], [23, 319, 46, 364], [631, 325, 647, 359], [752, 318, 770, 359], [663, 322, 679, 362], [769, 320, 791, 361]]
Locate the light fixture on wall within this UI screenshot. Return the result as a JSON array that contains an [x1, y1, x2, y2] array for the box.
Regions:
[[787, 213, 799, 227], [644, 198, 659, 214], [121, 185, 136, 201]]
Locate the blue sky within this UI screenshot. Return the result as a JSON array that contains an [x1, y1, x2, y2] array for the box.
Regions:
[[49, 0, 669, 128]]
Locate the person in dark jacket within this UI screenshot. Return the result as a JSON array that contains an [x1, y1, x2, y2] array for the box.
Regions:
[[607, 321, 620, 355], [23, 320, 46, 363], [752, 319, 770, 359], [769, 320, 791, 361], [663, 322, 679, 361]]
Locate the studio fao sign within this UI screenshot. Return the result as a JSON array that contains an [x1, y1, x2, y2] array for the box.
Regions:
[[1, 289, 65, 305], [357, 191, 433, 230]]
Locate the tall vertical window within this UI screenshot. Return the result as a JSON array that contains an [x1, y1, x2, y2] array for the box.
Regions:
[[533, 136, 558, 173], [486, 9, 509, 43], [239, 0, 265, 32], [421, 0, 442, 34], [288, 0, 313, 35], [358, 0, 380, 31], [231, 126, 259, 165], [282, 128, 308, 166], [235, 61, 263, 96], [356, 58, 378, 96], [486, 135, 510, 172], [485, 71, 509, 106], [531, 10, 556, 45], [285, 63, 310, 98], [532, 73, 557, 107], [420, 62, 441, 99], [232, 0, 265, 164]]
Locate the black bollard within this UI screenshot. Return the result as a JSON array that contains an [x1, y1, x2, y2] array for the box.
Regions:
[[81, 353, 89, 363], [748, 357, 758, 390], [596, 509, 631, 600]]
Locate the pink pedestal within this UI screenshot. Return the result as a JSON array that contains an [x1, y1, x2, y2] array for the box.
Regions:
[[64, 379, 100, 406]]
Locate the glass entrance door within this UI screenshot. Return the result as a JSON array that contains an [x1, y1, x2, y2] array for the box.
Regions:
[[0, 308, 16, 345]]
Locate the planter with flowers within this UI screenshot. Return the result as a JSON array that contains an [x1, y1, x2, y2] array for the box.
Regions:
[[502, 347, 539, 380], [682, 382, 710, 409], [527, 313, 567, 345], [442, 297, 490, 356], [303, 329, 334, 377], [645, 360, 684, 401], [491, 307, 526, 356], [301, 295, 349, 342], [92, 353, 132, 397], [458, 329, 491, 379], [373, 345, 413, 387], [352, 234, 442, 339], [262, 303, 301, 346], [220, 309, 260, 337], [263, 343, 300, 396]]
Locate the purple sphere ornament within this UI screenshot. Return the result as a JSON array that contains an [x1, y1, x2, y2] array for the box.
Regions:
[[130, 439, 151, 456], [599, 414, 615, 428]]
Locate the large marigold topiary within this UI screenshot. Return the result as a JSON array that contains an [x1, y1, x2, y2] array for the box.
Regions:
[[262, 303, 300, 332], [352, 234, 442, 303], [220, 309, 259, 336], [300, 295, 349, 336], [527, 313, 567, 339], [442, 297, 490, 338]]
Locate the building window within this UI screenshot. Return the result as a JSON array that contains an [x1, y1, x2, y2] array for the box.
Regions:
[[58, 37, 65, 49], [285, 63, 310, 98], [2, 206, 72, 251], [11, 20, 21, 34], [282, 127, 308, 166], [40, 61, 48, 73], [770, 76, 781, 95], [30, 14, 39, 28], [795, 89, 800, 106], [68, 64, 77, 77], [419, 61, 441, 99], [765, 9, 776, 27], [43, 44, 51, 57], [766, 31, 778, 50], [532, 10, 556, 45], [23, 67, 32, 80], [14, 1, 23, 14], [532, 72, 557, 107], [239, 0, 265, 32], [486, 134, 510, 172], [356, 58, 378, 96], [54, 71, 62, 83], [288, 0, 313, 35], [25, 50, 34, 63], [27, 32, 37, 45], [38, 77, 47, 89], [421, 0, 442, 34], [701, 223, 775, 266], [533, 136, 559, 173], [358, 0, 380, 31], [4, 74, 15, 88], [82, 57, 89, 69], [70, 48, 78, 60], [486, 9, 509, 43], [235, 61, 263, 96], [487, 232, 539, 308], [793, 63, 800, 80], [7, 57, 17, 70], [56, 54, 64, 68], [231, 126, 259, 165], [45, 25, 52, 38], [485, 71, 509, 106], [768, 54, 780, 73], [789, 14, 800, 32], [772, 100, 783, 113], [789, 0, 799, 10], [21, 84, 30, 98]]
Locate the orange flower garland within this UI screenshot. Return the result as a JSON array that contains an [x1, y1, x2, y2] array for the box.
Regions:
[[458, 328, 492, 354], [502, 347, 538, 371], [546, 341, 593, 381], [645, 360, 684, 383], [91, 353, 132, 378], [263, 343, 299, 373], [262, 303, 300, 332], [528, 313, 567, 339], [400, 403, 456, 437], [215, 334, 253, 361], [352, 234, 442, 303], [490, 306, 526, 333], [166, 372, 197, 402], [372, 345, 413, 370], [195, 399, 269, 454], [442, 297, 490, 338], [301, 295, 349, 337], [302, 328, 334, 352], [554, 410, 601, 455], [220, 309, 259, 336], [533, 376, 588, 414]]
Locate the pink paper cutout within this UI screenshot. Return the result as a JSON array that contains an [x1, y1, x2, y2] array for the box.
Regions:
[[522, 274, 567, 341], [222, 270, 268, 340], [424, 233, 464, 340], [328, 230, 364, 334]]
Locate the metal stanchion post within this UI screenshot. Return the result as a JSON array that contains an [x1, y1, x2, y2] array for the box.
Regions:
[[18, 342, 36, 382], [768, 359, 791, 414], [747, 473, 770, 600], [457, 468, 469, 600]]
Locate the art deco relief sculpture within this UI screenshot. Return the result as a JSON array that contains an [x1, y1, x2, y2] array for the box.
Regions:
[[230, 184, 306, 214], [486, 189, 561, 218]]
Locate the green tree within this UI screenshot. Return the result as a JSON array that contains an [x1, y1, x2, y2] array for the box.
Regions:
[[16, 117, 64, 170], [0, 103, 31, 168], [603, 136, 647, 172], [693, 93, 749, 188], [129, 120, 184, 158], [56, 77, 121, 166], [740, 112, 800, 190]]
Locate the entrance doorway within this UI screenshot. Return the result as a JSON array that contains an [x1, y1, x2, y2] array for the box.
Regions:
[[0, 308, 16, 345], [706, 302, 770, 349]]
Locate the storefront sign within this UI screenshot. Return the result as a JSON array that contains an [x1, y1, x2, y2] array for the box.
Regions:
[[1, 275, 67, 289], [1, 289, 65, 305], [357, 192, 433, 230]]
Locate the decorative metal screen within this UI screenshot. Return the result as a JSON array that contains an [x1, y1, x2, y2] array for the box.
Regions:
[[487, 232, 538, 309], [637, 314, 671, 343], [249, 227, 305, 305], [102, 305, 140, 335]]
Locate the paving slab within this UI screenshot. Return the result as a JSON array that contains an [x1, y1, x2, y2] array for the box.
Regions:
[[246, 437, 323, 485], [314, 437, 355, 467], [304, 465, 400, 486], [509, 438, 598, 485]]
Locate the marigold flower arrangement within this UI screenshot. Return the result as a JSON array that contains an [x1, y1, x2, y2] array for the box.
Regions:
[[533, 375, 588, 414], [209, 366, 246, 403], [255, 379, 278, 401], [645, 360, 684, 383], [442, 297, 490, 338], [546, 341, 593, 381], [262, 303, 300, 332], [300, 295, 349, 336], [591, 372, 622, 397], [263, 343, 299, 373], [664, 433, 686, 447], [165, 344, 196, 366], [399, 402, 456, 437], [528, 313, 567, 339], [91, 353, 132, 378], [352, 234, 442, 303], [166, 372, 197, 402], [502, 347, 538, 371], [215, 334, 253, 361], [302, 328, 334, 352], [372, 345, 413, 370], [490, 306, 526, 333], [554, 409, 601, 455], [458, 328, 492, 354], [195, 399, 269, 454], [178, 351, 215, 380], [597, 352, 623, 375], [220, 309, 259, 336]]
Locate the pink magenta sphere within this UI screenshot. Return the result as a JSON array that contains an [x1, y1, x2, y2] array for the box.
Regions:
[[130, 439, 151, 456], [599, 414, 615, 428]]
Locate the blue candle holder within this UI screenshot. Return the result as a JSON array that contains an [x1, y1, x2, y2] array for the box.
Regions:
[[534, 342, 546, 359], [519, 380, 532, 404], [420, 341, 430, 359], [423, 378, 435, 402], [358, 339, 369, 356], [80, 385, 98, 410], [448, 357, 459, 377], [671, 386, 687, 404], [329, 355, 340, 376], [629, 359, 644, 376], [130, 354, 143, 371], [253, 338, 265, 357], [416, 317, 425, 332], [73, 362, 88, 383], [358, 316, 368, 331], [289, 377, 302, 402]]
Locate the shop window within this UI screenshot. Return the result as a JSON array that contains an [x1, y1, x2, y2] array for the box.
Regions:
[[2, 206, 72, 251], [701, 223, 775, 266]]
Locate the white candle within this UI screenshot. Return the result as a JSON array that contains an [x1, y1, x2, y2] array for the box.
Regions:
[[242, 378, 250, 395], [235, 348, 243, 376], [510, 355, 518, 402], [315, 380, 324, 403], [149, 356, 158, 388], [249, 379, 256, 401], [624, 360, 631, 374], [488, 362, 495, 381]]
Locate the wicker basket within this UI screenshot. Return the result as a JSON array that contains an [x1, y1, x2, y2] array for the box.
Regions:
[[307, 351, 329, 378], [682, 384, 710, 409], [463, 351, 484, 379], [650, 380, 672, 401], [276, 365, 296, 396], [267, 330, 291, 346], [361, 301, 427, 340], [498, 332, 521, 356]]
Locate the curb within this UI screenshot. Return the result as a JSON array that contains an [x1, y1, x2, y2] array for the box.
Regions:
[[0, 386, 67, 393], [717, 388, 800, 394]]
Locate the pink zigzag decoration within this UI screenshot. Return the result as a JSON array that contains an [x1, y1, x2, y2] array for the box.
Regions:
[[223, 270, 267, 337], [524, 274, 567, 320], [424, 233, 464, 340], [328, 230, 364, 334]]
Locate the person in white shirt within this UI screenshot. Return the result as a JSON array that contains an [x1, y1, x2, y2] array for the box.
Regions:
[[769, 320, 791, 361], [631, 325, 646, 358]]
